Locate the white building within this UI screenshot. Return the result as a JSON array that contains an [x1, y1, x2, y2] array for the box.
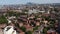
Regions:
[[28, 9, 45, 14], [28, 9, 38, 14], [38, 10, 45, 13], [4, 26, 17, 34], [8, 16, 16, 19]]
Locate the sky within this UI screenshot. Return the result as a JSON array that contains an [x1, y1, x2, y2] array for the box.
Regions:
[[0, 0, 60, 5]]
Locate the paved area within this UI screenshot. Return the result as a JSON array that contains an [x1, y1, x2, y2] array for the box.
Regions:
[[0, 29, 3, 34]]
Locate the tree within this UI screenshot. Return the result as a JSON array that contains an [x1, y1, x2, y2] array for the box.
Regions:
[[0, 15, 8, 24], [25, 31, 32, 34], [33, 26, 39, 31], [43, 27, 49, 34], [20, 26, 26, 32]]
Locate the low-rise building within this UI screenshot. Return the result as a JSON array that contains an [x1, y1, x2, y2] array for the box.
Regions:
[[24, 24, 33, 31], [4, 26, 17, 34]]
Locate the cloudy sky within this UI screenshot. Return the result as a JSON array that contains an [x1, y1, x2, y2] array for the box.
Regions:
[[0, 0, 60, 5]]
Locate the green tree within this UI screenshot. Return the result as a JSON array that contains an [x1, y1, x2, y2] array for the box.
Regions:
[[33, 26, 39, 31], [20, 26, 26, 32], [25, 31, 32, 34], [43, 27, 49, 34], [0, 15, 8, 24]]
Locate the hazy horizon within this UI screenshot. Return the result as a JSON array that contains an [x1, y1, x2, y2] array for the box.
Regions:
[[0, 0, 60, 5]]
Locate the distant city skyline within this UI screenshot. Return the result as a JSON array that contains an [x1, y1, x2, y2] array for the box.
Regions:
[[0, 0, 60, 5]]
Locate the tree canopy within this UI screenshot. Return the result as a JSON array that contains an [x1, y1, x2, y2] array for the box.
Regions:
[[0, 15, 8, 24]]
